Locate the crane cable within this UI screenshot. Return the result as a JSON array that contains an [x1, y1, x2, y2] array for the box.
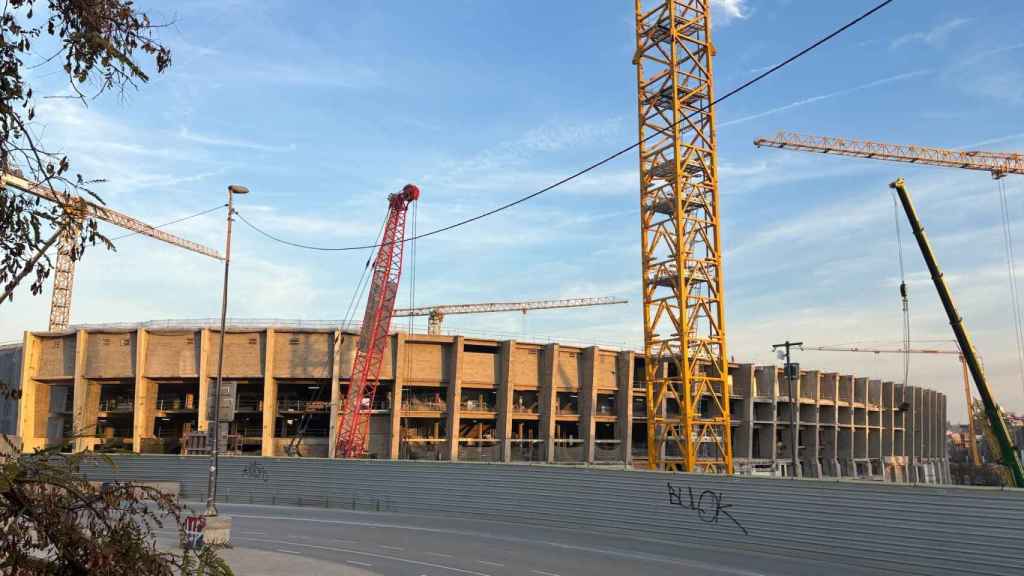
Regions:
[[287, 212, 388, 455], [231, 0, 895, 253], [892, 192, 911, 386], [997, 178, 1024, 394]]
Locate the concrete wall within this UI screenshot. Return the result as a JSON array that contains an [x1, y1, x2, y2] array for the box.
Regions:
[[4, 324, 950, 482]]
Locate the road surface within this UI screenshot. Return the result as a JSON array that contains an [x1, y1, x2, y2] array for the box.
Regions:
[[159, 501, 877, 576]]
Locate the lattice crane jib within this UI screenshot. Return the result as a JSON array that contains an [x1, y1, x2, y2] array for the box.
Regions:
[[2, 172, 223, 332], [634, 0, 732, 473], [334, 184, 419, 458]]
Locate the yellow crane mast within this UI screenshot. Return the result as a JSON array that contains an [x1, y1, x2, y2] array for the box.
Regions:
[[1, 172, 224, 331], [634, 0, 731, 473]]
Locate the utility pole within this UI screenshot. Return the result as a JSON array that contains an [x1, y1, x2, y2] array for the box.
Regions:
[[772, 340, 802, 477], [206, 184, 249, 517]]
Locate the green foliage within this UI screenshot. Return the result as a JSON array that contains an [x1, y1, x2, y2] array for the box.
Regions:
[[0, 378, 228, 574], [0, 445, 233, 575], [0, 0, 171, 302]]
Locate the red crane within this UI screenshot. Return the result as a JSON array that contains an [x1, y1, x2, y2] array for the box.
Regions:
[[334, 184, 419, 458]]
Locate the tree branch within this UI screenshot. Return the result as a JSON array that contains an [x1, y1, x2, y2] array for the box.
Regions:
[[0, 224, 61, 305]]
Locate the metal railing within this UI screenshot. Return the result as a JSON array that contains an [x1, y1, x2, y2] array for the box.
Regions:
[[460, 400, 496, 412], [555, 405, 578, 415], [277, 399, 330, 413], [458, 439, 500, 462], [401, 399, 447, 412], [553, 439, 584, 462], [98, 399, 134, 413], [509, 439, 545, 462], [399, 439, 447, 461], [510, 405, 539, 414], [594, 439, 623, 462], [156, 397, 195, 411]]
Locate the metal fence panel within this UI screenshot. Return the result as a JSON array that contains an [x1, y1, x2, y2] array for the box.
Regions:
[[79, 455, 1024, 575]]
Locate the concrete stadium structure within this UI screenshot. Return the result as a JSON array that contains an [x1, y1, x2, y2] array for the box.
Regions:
[[0, 321, 949, 482]]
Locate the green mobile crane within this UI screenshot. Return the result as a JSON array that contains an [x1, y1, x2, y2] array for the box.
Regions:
[[890, 178, 1024, 487]]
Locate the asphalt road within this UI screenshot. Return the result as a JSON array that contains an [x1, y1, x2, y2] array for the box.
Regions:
[[160, 501, 877, 576]]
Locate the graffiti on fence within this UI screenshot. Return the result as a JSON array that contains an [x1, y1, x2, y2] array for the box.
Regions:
[[667, 482, 748, 535], [241, 461, 269, 482]]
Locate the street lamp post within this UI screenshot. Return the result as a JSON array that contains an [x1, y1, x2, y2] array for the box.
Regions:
[[206, 184, 248, 517], [772, 340, 802, 478]]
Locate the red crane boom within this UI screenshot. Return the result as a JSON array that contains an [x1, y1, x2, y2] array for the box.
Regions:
[[334, 184, 419, 458]]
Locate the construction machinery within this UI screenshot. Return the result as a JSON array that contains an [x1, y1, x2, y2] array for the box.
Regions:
[[286, 295, 627, 456], [634, 0, 731, 473], [334, 184, 420, 458], [800, 344, 981, 466], [752, 133, 1024, 485], [754, 132, 1024, 179], [887, 178, 1024, 486], [394, 296, 628, 335], [1, 172, 224, 331]]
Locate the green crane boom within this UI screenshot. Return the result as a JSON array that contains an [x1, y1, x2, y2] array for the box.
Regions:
[[890, 178, 1024, 487]]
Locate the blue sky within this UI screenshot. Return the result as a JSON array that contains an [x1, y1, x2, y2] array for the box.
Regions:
[[4, 0, 1024, 420]]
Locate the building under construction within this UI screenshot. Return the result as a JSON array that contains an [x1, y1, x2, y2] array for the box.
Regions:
[[1, 321, 948, 483]]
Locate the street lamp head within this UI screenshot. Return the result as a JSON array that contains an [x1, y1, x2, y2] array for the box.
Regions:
[[228, 184, 249, 195]]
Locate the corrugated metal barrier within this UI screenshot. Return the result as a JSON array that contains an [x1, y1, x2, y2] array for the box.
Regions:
[[80, 455, 1024, 575]]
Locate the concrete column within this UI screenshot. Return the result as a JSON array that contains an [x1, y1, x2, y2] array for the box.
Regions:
[[197, 328, 211, 432], [731, 365, 755, 466], [540, 343, 558, 464], [72, 330, 98, 452], [446, 336, 464, 461], [497, 340, 514, 463], [819, 373, 840, 477], [261, 328, 277, 457], [800, 370, 821, 478], [388, 333, 408, 459], [16, 331, 48, 452], [913, 385, 921, 479], [882, 381, 894, 481], [617, 351, 634, 465], [580, 347, 598, 463], [132, 328, 154, 452], [329, 329, 343, 458]]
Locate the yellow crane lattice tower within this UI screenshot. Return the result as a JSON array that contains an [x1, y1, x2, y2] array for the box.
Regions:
[[633, 0, 731, 473]]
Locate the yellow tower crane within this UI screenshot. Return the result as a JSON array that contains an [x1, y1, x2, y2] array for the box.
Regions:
[[1, 172, 224, 331], [754, 132, 1024, 178], [634, 0, 731, 473], [753, 132, 1024, 486], [393, 296, 629, 336]]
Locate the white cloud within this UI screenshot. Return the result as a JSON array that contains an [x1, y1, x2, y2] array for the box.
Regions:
[[712, 0, 748, 23], [892, 18, 972, 49], [720, 70, 932, 128], [177, 127, 297, 152]]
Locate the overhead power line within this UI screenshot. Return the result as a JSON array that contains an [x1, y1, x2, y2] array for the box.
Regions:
[[110, 203, 227, 241], [235, 0, 894, 253]]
